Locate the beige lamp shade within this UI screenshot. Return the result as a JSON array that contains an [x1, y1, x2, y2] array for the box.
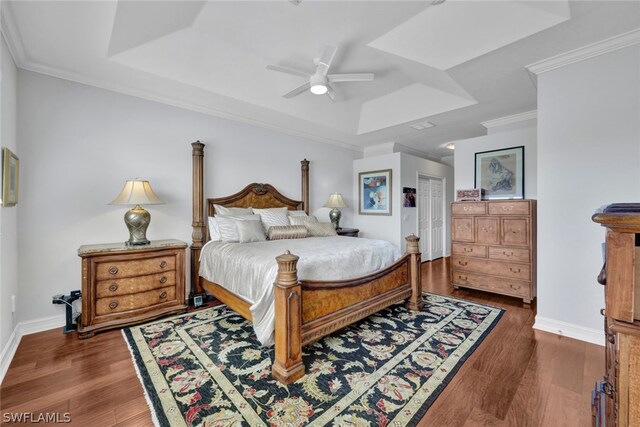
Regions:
[[110, 180, 164, 205], [324, 192, 347, 208]]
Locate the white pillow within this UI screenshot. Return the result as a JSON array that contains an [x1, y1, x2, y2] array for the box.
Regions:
[[237, 220, 267, 243], [208, 216, 221, 241], [288, 211, 308, 217], [214, 204, 253, 216], [288, 215, 319, 226], [252, 207, 290, 233], [216, 214, 261, 242]]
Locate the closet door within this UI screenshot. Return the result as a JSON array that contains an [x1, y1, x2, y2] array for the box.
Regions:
[[430, 178, 444, 259], [418, 177, 431, 259]]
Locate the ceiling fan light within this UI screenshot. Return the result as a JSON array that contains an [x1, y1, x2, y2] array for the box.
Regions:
[[310, 84, 328, 95]]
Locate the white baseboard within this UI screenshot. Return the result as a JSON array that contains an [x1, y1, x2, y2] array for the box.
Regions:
[[534, 316, 604, 347], [0, 328, 20, 384], [0, 315, 65, 384]]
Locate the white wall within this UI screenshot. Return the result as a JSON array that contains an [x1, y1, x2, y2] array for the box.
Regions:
[[454, 124, 537, 198], [0, 33, 18, 354], [535, 45, 640, 341], [400, 152, 454, 256], [17, 70, 360, 325], [352, 152, 453, 253]]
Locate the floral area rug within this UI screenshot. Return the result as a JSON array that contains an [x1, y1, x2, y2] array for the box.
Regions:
[[123, 293, 503, 426]]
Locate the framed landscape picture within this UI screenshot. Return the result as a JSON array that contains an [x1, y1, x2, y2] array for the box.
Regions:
[[474, 146, 524, 200], [2, 147, 19, 207], [359, 169, 392, 215]]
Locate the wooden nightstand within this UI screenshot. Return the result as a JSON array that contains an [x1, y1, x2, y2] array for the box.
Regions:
[[77, 239, 187, 338], [336, 227, 359, 237]]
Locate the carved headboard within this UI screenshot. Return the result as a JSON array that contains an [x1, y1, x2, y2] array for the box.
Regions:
[[190, 141, 309, 295]]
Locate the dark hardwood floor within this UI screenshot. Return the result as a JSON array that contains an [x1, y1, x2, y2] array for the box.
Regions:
[[1, 258, 603, 426]]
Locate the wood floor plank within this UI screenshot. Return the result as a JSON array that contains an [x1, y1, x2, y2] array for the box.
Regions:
[[0, 258, 602, 426]]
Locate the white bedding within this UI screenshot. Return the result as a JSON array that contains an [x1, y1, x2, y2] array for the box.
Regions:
[[199, 236, 402, 346]]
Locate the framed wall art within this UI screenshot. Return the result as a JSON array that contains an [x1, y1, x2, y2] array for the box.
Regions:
[[359, 169, 392, 215], [474, 146, 524, 200], [2, 147, 19, 207]]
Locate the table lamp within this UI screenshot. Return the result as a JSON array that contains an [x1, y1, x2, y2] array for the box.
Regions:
[[324, 192, 347, 230], [110, 179, 164, 246]]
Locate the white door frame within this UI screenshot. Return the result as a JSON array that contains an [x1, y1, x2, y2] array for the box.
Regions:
[[416, 172, 447, 262]]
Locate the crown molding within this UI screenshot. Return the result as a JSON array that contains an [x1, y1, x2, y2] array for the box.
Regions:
[[481, 110, 537, 130], [526, 28, 640, 77], [0, 3, 27, 66]]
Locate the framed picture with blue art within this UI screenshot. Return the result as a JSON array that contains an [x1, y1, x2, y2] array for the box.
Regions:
[[474, 146, 524, 200], [359, 169, 392, 215]]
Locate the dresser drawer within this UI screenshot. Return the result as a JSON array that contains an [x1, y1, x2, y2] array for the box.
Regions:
[[452, 243, 487, 258], [489, 246, 530, 262], [452, 217, 474, 242], [452, 202, 486, 215], [96, 271, 176, 298], [95, 255, 176, 280], [452, 256, 530, 281], [501, 218, 529, 246], [488, 201, 530, 215], [95, 286, 176, 316], [452, 270, 531, 298]]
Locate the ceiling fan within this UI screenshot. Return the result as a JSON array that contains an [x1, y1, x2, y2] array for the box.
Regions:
[[266, 45, 374, 101]]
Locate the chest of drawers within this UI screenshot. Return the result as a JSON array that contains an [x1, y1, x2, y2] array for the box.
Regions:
[[450, 200, 537, 304], [77, 239, 187, 338]]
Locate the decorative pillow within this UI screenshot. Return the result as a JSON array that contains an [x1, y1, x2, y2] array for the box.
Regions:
[[237, 219, 267, 243], [216, 215, 261, 242], [288, 211, 308, 217], [208, 216, 221, 241], [252, 207, 290, 233], [268, 225, 308, 240], [305, 222, 338, 237], [214, 204, 253, 216], [288, 215, 319, 226]]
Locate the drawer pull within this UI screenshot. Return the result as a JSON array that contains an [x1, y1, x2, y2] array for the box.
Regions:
[[511, 230, 519, 234], [160, 261, 168, 268], [509, 284, 520, 290], [463, 248, 473, 253], [458, 261, 468, 266], [159, 276, 168, 284], [458, 275, 467, 281], [463, 206, 469, 211], [502, 206, 513, 211], [109, 301, 118, 309], [108, 266, 119, 275], [510, 267, 521, 273], [159, 291, 168, 299], [109, 283, 118, 292], [503, 251, 515, 256]]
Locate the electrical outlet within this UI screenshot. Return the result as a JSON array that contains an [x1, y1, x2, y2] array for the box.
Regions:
[[11, 295, 16, 313]]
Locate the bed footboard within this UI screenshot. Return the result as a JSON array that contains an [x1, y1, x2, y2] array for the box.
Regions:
[[272, 235, 423, 384]]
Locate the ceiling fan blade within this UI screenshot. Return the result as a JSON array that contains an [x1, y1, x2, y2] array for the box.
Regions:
[[327, 73, 374, 83], [316, 45, 337, 74], [326, 83, 336, 102], [266, 64, 309, 79], [283, 82, 311, 98]]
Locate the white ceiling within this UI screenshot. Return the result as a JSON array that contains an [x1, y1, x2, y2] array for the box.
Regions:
[[3, 1, 639, 159]]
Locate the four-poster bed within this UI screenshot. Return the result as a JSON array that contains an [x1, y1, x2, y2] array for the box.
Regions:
[[190, 141, 424, 384]]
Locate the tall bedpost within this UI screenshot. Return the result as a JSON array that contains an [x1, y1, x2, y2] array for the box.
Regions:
[[301, 159, 309, 214], [405, 234, 424, 311], [272, 250, 305, 384], [191, 141, 206, 296]]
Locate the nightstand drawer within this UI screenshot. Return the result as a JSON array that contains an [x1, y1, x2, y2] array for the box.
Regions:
[[95, 286, 176, 316], [96, 271, 176, 298], [95, 255, 176, 280]]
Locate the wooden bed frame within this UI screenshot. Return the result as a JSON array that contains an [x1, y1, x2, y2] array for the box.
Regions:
[[190, 141, 424, 384]]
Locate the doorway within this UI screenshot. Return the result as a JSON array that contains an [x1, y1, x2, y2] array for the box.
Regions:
[[417, 175, 445, 261]]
